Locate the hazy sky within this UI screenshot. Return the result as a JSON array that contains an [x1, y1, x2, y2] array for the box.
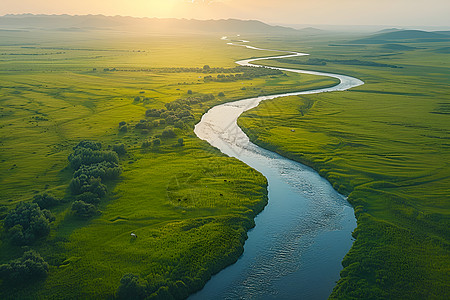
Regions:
[[1, 0, 449, 26]]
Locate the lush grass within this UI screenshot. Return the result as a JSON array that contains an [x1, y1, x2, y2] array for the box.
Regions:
[[238, 35, 450, 298], [0, 29, 339, 298]]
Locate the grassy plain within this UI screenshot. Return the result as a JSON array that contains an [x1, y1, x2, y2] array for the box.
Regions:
[[0, 29, 338, 298], [239, 34, 450, 298]]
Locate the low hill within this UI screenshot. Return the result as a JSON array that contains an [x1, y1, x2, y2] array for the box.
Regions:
[[350, 29, 450, 44], [432, 46, 450, 53], [375, 28, 403, 34], [0, 14, 297, 34], [380, 43, 419, 51], [298, 27, 325, 34]]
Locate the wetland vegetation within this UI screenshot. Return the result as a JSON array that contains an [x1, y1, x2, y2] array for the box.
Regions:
[[0, 19, 338, 299], [0, 14, 448, 299], [239, 31, 450, 299]]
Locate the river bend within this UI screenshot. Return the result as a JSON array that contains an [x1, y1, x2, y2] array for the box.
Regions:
[[190, 38, 364, 300]]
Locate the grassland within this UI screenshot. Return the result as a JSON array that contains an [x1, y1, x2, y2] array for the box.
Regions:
[[0, 29, 339, 298], [238, 34, 450, 298]]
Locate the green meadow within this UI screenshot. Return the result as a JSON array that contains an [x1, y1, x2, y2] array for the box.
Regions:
[[239, 34, 450, 298], [0, 29, 339, 298]]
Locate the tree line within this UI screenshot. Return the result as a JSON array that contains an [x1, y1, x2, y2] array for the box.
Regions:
[[68, 140, 124, 218]]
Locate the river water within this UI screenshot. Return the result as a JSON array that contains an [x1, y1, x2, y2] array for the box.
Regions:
[[190, 39, 364, 299]]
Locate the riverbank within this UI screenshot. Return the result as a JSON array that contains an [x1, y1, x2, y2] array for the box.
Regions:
[[191, 40, 363, 298], [0, 31, 345, 299], [237, 39, 450, 297]]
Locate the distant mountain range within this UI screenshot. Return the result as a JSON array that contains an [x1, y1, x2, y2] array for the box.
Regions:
[[0, 14, 298, 34]]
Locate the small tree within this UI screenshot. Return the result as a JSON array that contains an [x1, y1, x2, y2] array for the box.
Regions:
[[218, 92, 225, 97], [178, 138, 184, 146], [153, 138, 161, 146], [187, 90, 193, 95]]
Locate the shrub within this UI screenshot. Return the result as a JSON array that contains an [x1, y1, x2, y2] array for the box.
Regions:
[[0, 250, 49, 284], [145, 109, 165, 118], [4, 202, 52, 245], [73, 162, 121, 181], [218, 92, 225, 97], [32, 193, 60, 209], [178, 138, 184, 146], [162, 128, 176, 139], [117, 273, 147, 300], [74, 140, 101, 151], [117, 273, 145, 299], [142, 140, 151, 148], [72, 201, 98, 218], [119, 125, 128, 133], [70, 175, 107, 197], [187, 90, 193, 95], [68, 147, 119, 170], [113, 144, 127, 156], [119, 121, 127, 127], [76, 192, 101, 205], [153, 138, 161, 146], [174, 120, 184, 129]]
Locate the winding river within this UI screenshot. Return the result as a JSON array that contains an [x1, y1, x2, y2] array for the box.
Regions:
[[190, 38, 364, 299]]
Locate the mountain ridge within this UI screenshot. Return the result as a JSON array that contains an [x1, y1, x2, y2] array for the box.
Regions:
[[0, 14, 298, 34]]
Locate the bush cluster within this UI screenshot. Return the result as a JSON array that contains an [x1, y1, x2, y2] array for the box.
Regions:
[[117, 274, 147, 300], [4, 202, 54, 245], [32, 193, 60, 209], [68, 141, 122, 218], [68, 147, 119, 170], [203, 66, 282, 82], [0, 250, 49, 284]]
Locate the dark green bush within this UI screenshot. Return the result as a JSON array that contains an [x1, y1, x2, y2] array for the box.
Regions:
[[4, 202, 53, 245], [117, 273, 147, 300], [119, 125, 128, 133], [153, 138, 161, 146], [142, 140, 151, 148], [0, 250, 49, 284], [73, 161, 122, 180], [70, 175, 107, 197], [75, 192, 101, 205], [113, 144, 127, 156], [73, 140, 102, 151], [71, 201, 98, 218], [32, 193, 60, 209], [162, 128, 176, 139], [68, 147, 119, 170]]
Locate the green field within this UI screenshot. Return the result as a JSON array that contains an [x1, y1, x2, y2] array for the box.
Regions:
[[239, 34, 450, 298], [0, 29, 339, 299]]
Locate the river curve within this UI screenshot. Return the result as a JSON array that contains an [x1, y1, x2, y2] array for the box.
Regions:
[[190, 38, 364, 300]]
